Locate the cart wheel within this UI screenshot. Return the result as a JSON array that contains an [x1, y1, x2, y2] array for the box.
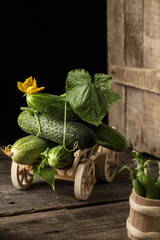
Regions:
[[11, 161, 33, 189], [98, 149, 119, 182], [74, 159, 96, 200]]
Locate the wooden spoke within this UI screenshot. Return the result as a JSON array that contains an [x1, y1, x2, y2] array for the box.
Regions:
[[104, 151, 119, 182], [96, 148, 119, 182], [74, 160, 96, 200], [11, 161, 33, 189]]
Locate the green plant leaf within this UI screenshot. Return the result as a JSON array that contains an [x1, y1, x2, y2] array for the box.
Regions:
[[32, 166, 39, 181], [32, 164, 55, 190], [65, 69, 122, 125]]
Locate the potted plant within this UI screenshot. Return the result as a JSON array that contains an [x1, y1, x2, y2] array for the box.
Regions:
[[119, 151, 160, 240]]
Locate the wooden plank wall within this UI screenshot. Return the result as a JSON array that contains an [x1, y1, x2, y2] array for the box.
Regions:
[[107, 0, 126, 135], [143, 0, 160, 68], [107, 0, 160, 157]]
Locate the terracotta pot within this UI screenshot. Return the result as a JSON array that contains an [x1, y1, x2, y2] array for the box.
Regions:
[[127, 189, 160, 240]]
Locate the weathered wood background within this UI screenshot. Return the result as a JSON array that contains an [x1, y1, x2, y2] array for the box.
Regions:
[[107, 0, 160, 158]]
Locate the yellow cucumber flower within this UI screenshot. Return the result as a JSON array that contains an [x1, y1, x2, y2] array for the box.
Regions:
[[17, 76, 45, 94], [1, 145, 12, 157]]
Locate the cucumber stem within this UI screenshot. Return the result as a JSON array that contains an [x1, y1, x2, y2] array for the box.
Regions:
[[143, 159, 159, 168], [118, 165, 134, 175], [38, 157, 47, 172], [20, 107, 41, 140]]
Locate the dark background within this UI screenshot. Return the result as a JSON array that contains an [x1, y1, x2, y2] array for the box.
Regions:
[[0, 1, 107, 145]]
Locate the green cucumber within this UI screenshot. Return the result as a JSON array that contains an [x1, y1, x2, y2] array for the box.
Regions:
[[48, 145, 74, 169], [18, 110, 97, 150], [26, 93, 80, 121], [87, 123, 128, 152], [9, 135, 54, 165]]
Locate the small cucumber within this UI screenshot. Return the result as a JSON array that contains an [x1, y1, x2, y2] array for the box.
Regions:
[[48, 145, 74, 169], [26, 93, 80, 121], [9, 135, 54, 165], [18, 110, 97, 150]]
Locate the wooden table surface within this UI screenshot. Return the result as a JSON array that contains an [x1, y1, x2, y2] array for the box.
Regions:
[[0, 148, 158, 240]]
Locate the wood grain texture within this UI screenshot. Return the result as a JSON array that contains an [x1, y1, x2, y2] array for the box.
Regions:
[[107, 0, 160, 157], [0, 202, 129, 240], [107, 0, 125, 66], [107, 0, 126, 137], [125, 87, 144, 151], [127, 190, 160, 240], [109, 65, 160, 94], [126, 87, 160, 157], [125, 0, 143, 67], [144, 0, 160, 68]]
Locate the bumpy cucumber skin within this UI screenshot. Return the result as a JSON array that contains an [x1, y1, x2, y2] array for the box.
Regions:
[[88, 123, 128, 152], [11, 135, 53, 165], [26, 93, 80, 121], [18, 110, 97, 150], [48, 145, 74, 169]]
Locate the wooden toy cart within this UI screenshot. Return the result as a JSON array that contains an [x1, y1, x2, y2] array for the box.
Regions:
[[11, 145, 119, 200]]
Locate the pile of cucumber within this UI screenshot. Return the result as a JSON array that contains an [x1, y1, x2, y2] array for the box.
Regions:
[[5, 91, 128, 167], [18, 93, 128, 151], [2, 75, 128, 190]]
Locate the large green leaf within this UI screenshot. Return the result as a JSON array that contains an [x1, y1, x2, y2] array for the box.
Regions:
[[65, 69, 121, 125]]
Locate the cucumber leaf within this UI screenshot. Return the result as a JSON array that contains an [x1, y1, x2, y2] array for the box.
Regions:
[[32, 164, 55, 190], [65, 69, 121, 126]]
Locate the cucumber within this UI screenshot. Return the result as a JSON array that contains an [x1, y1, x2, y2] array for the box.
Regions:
[[87, 123, 128, 152], [26, 93, 80, 121], [9, 135, 54, 165], [48, 145, 74, 169], [18, 110, 97, 149]]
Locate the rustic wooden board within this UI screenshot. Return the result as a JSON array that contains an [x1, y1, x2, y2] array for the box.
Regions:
[[109, 65, 160, 94], [144, 0, 160, 68], [107, 0, 125, 66], [126, 87, 160, 157], [109, 65, 160, 154], [0, 149, 133, 217], [0, 201, 130, 240], [107, 0, 126, 136], [125, 0, 143, 67], [107, 0, 160, 158]]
